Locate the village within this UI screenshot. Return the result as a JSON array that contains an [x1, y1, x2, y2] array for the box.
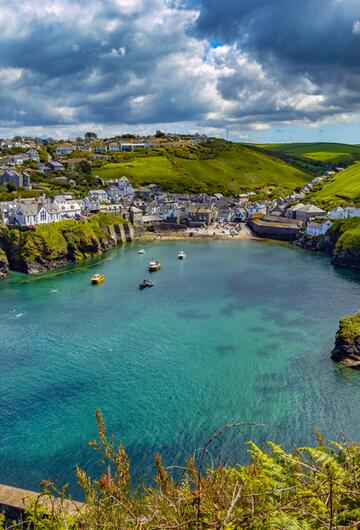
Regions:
[[0, 134, 355, 241]]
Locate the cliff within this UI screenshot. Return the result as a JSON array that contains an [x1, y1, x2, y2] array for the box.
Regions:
[[296, 218, 360, 269], [331, 311, 360, 369], [0, 214, 133, 277], [0, 248, 9, 280]]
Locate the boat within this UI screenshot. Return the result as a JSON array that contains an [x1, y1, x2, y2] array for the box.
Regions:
[[149, 260, 161, 272], [91, 273, 105, 285], [138, 248, 145, 254], [178, 251, 186, 259], [139, 279, 154, 289]]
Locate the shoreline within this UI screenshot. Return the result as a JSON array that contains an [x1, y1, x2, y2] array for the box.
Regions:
[[137, 224, 261, 242]]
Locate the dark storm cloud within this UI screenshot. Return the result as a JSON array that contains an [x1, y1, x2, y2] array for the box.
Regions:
[[189, 0, 360, 109], [0, 0, 359, 134]]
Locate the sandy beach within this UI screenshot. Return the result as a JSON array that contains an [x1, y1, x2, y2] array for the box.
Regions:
[[139, 223, 259, 242]]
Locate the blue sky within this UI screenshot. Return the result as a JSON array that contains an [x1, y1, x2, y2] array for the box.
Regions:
[[0, 0, 359, 142]]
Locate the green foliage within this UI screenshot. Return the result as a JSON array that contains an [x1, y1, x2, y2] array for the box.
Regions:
[[329, 217, 360, 252], [0, 214, 126, 267], [96, 140, 310, 196], [259, 142, 360, 165], [19, 412, 360, 529], [309, 162, 360, 209]]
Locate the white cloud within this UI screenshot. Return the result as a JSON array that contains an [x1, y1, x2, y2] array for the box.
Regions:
[[353, 20, 360, 33]]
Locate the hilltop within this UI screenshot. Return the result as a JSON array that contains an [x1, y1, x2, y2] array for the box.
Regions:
[[257, 142, 360, 165], [93, 140, 311, 197]]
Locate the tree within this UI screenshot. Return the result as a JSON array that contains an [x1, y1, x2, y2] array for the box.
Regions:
[[155, 130, 165, 138], [85, 132, 97, 141]]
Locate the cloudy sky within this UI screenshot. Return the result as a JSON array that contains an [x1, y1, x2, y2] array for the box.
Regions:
[[0, 0, 359, 141]]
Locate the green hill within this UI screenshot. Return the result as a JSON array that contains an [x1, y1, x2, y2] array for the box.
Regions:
[[258, 142, 360, 165], [309, 161, 360, 208], [95, 140, 310, 197]]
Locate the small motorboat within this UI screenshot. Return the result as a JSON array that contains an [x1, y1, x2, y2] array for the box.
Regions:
[[138, 248, 145, 254], [91, 273, 105, 285], [178, 251, 186, 259], [139, 279, 154, 289], [149, 260, 161, 272]]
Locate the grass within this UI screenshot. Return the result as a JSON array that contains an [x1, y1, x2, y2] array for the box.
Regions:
[[309, 161, 360, 209], [337, 310, 360, 342], [96, 140, 311, 197], [258, 142, 360, 165]]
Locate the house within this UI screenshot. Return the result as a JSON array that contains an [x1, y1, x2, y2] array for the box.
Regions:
[[94, 144, 107, 153], [329, 206, 346, 219], [87, 190, 110, 203], [0, 201, 18, 224], [116, 176, 134, 198], [47, 161, 65, 171], [26, 149, 40, 162], [83, 197, 100, 212], [130, 206, 143, 225], [295, 204, 326, 222], [120, 143, 134, 152], [246, 202, 267, 216], [16, 200, 61, 225], [305, 220, 333, 237], [8, 154, 26, 166], [187, 207, 215, 226], [108, 143, 120, 152], [0, 168, 30, 188], [55, 144, 74, 156], [285, 203, 305, 219], [218, 209, 235, 223], [57, 200, 83, 219]]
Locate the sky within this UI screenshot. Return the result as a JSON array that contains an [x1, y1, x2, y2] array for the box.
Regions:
[[0, 0, 359, 142]]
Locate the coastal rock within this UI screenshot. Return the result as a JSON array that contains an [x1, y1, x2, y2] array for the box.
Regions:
[[0, 214, 133, 277], [331, 312, 360, 369], [332, 248, 360, 269], [0, 247, 9, 280]]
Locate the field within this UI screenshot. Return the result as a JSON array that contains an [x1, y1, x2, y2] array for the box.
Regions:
[[310, 161, 360, 208], [258, 142, 360, 165], [95, 141, 310, 196]]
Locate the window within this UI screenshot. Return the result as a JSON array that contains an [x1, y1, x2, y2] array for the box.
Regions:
[[40, 210, 47, 221]]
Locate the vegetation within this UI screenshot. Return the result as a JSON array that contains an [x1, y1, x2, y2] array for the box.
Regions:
[[95, 140, 311, 197], [328, 217, 360, 252], [0, 213, 127, 271], [258, 142, 360, 165], [336, 311, 360, 343], [309, 162, 360, 209], [2, 411, 359, 529]]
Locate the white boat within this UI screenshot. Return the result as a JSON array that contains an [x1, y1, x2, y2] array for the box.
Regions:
[[149, 260, 161, 271], [178, 251, 186, 259], [138, 248, 145, 254]]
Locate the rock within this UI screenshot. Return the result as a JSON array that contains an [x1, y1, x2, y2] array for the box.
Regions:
[[0, 247, 9, 280], [332, 248, 360, 269], [331, 312, 360, 369]]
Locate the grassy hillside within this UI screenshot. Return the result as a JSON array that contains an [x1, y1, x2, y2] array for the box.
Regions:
[[258, 142, 360, 164], [309, 161, 360, 208], [95, 140, 311, 197]]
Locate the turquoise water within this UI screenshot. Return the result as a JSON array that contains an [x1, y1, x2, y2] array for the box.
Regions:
[[1, 240, 360, 495]]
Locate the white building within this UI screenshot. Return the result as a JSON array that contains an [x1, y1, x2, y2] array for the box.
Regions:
[[108, 143, 120, 152], [115, 176, 134, 198], [87, 190, 110, 203], [305, 220, 333, 237], [55, 144, 74, 155], [16, 201, 61, 226], [246, 202, 267, 216]]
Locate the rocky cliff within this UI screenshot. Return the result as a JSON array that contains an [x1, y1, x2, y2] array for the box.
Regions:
[[331, 311, 360, 369], [296, 218, 360, 269], [0, 248, 9, 280], [0, 213, 133, 278]]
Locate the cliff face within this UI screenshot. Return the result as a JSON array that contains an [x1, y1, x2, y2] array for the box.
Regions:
[[0, 214, 133, 278], [296, 219, 360, 269], [0, 247, 9, 280], [331, 312, 360, 369]]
